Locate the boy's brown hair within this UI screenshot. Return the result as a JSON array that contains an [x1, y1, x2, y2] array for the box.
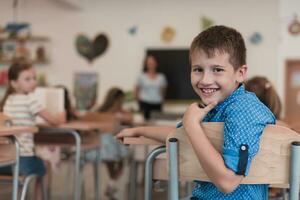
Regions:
[[190, 25, 246, 70]]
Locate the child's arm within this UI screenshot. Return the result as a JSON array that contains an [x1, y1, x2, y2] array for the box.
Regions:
[[183, 102, 243, 194], [38, 109, 66, 126], [116, 125, 176, 143]]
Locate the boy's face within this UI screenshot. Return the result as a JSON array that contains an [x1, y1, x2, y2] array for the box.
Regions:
[[11, 68, 37, 94], [190, 49, 247, 105]]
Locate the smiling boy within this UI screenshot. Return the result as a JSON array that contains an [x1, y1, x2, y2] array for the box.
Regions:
[[117, 25, 275, 199]]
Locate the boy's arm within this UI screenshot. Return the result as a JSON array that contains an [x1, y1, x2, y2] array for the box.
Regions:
[[38, 109, 66, 126], [183, 103, 243, 194], [116, 125, 176, 143]]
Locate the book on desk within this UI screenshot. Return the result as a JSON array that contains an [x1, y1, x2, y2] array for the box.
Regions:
[[33, 87, 65, 124]]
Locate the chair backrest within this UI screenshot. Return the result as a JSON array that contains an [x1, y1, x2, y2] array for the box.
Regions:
[[166, 122, 300, 185]]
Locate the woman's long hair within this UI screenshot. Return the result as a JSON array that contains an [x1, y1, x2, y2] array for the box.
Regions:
[[98, 87, 125, 112], [0, 61, 32, 111], [56, 85, 77, 121]]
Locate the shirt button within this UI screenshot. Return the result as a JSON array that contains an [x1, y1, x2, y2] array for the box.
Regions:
[[241, 145, 247, 151]]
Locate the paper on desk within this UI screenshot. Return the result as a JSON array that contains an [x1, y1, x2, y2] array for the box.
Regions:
[[33, 87, 64, 124]]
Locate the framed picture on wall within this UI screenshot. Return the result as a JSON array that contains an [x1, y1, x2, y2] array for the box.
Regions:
[[73, 72, 98, 111]]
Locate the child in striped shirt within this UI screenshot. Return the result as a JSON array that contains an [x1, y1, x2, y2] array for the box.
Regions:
[[0, 60, 65, 200]]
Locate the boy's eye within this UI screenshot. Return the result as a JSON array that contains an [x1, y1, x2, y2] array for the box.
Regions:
[[193, 67, 203, 72], [212, 67, 224, 73]]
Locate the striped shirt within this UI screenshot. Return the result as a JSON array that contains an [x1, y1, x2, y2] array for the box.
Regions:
[[3, 93, 43, 156]]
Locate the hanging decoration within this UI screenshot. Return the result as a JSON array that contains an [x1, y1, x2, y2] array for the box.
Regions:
[[161, 26, 176, 43], [75, 33, 109, 63], [128, 26, 138, 36], [249, 32, 263, 45], [201, 16, 214, 31], [288, 15, 300, 35]]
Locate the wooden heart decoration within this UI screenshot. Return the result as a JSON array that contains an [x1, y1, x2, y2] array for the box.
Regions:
[[75, 33, 109, 63]]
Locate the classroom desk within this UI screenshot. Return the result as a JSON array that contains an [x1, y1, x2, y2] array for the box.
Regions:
[[35, 120, 115, 200], [0, 126, 38, 200]]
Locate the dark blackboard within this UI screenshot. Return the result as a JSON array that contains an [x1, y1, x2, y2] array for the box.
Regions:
[[147, 49, 198, 100]]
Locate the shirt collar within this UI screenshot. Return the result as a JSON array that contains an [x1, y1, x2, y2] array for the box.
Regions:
[[213, 84, 245, 112]]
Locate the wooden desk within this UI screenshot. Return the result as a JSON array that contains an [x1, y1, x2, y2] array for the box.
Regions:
[[0, 126, 38, 137], [35, 120, 117, 200], [59, 121, 116, 133], [0, 126, 38, 200]]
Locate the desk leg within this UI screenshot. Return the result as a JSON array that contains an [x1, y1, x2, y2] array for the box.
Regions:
[[68, 130, 81, 200], [39, 128, 82, 200], [94, 135, 101, 200], [11, 136, 20, 200], [290, 141, 300, 200], [128, 158, 137, 200], [168, 138, 179, 200], [144, 146, 166, 200]]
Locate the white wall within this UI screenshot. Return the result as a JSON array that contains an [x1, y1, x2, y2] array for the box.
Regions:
[[279, 0, 300, 112], [0, 0, 279, 105]]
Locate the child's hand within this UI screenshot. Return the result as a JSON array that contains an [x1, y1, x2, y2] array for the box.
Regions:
[[58, 112, 66, 124], [115, 128, 137, 143], [183, 101, 217, 128]]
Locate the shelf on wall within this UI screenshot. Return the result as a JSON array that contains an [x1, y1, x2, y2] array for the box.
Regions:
[[0, 59, 50, 65], [0, 36, 50, 42]]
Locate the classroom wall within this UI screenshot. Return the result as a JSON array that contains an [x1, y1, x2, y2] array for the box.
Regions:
[[0, 0, 279, 105], [279, 0, 300, 112]]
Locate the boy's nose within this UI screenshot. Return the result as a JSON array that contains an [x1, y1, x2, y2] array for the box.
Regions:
[[201, 72, 213, 84]]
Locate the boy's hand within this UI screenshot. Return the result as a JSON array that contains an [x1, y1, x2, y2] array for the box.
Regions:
[[116, 128, 137, 143], [183, 101, 217, 128]]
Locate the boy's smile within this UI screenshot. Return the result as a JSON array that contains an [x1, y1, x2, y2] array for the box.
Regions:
[[190, 50, 247, 105]]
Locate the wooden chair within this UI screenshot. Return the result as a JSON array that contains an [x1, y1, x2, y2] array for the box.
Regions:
[[144, 122, 300, 200], [0, 114, 45, 200]]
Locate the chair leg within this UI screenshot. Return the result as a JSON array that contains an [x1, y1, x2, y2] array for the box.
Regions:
[[63, 160, 73, 200], [41, 177, 48, 200], [20, 175, 38, 200], [93, 158, 101, 200], [185, 182, 194, 196]]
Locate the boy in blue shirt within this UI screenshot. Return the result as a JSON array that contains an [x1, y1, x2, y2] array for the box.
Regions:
[[117, 25, 275, 199]]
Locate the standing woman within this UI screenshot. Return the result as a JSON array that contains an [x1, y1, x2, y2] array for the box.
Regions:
[[135, 55, 167, 120]]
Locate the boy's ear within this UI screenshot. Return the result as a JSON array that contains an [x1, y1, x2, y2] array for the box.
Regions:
[[236, 65, 247, 83]]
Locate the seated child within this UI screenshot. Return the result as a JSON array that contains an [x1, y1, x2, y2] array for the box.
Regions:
[[117, 25, 276, 199], [87, 87, 132, 199], [245, 76, 289, 198], [0, 60, 65, 200], [245, 76, 281, 119], [98, 87, 133, 125]]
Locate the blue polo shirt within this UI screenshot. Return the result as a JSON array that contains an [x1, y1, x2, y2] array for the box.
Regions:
[[181, 85, 276, 200]]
